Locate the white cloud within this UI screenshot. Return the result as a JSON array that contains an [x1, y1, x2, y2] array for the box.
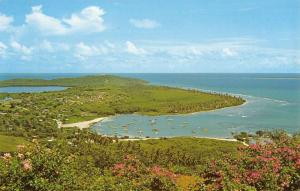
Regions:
[[0, 41, 7, 58], [126, 41, 146, 55], [10, 40, 33, 60], [10, 40, 32, 55], [129, 19, 160, 29], [63, 6, 106, 33], [25, 5, 106, 35], [26, 5, 67, 35], [0, 13, 13, 31], [75, 42, 108, 59]]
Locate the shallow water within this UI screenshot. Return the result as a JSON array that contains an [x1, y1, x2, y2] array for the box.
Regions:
[[92, 73, 300, 138]]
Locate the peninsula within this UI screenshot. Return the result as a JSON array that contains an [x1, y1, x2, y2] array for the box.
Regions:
[[0, 75, 244, 138]]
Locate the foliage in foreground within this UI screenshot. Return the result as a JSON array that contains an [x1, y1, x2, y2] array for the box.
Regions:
[[0, 131, 299, 191]]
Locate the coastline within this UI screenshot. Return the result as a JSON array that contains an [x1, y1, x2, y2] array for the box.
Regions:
[[119, 136, 237, 142], [57, 116, 248, 144], [59, 117, 107, 130], [118, 136, 248, 146]]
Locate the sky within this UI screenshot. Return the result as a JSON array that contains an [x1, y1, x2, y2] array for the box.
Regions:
[[0, 0, 299, 73]]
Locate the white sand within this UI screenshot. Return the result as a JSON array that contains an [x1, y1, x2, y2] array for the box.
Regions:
[[120, 137, 235, 142], [59, 117, 106, 130], [119, 137, 248, 146]]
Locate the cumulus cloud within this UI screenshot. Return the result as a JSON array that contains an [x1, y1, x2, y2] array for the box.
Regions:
[[25, 5, 67, 35], [0, 13, 13, 31], [10, 40, 33, 61], [63, 6, 106, 33], [126, 41, 146, 55], [25, 5, 106, 35], [10, 40, 32, 55], [129, 19, 160, 29], [75, 42, 109, 59], [0, 41, 7, 58]]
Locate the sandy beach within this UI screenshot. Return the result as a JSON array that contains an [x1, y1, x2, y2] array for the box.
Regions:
[[119, 137, 249, 146], [59, 117, 106, 130], [120, 137, 237, 142], [120, 136, 236, 142]]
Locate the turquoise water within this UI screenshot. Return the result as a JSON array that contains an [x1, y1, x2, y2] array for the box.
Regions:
[[0, 73, 299, 138], [93, 74, 300, 138], [0, 86, 67, 93]]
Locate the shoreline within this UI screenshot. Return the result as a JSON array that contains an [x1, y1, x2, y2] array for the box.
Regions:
[[119, 136, 237, 142], [58, 117, 249, 146], [57, 97, 246, 130], [118, 136, 249, 146], [59, 117, 107, 130]]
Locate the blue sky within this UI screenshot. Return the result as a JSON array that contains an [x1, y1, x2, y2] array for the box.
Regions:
[[0, 0, 299, 73]]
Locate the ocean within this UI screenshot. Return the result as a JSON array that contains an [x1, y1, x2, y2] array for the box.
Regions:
[[1, 73, 299, 138]]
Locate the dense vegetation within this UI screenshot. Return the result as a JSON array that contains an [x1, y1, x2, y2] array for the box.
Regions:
[[2, 75, 297, 190], [0, 130, 299, 190], [0, 75, 244, 139]]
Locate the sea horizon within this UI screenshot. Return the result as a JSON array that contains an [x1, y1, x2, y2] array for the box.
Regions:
[[1, 73, 298, 138]]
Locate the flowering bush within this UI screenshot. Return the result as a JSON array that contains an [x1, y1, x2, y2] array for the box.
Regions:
[[0, 131, 299, 191], [201, 142, 300, 190], [0, 144, 100, 191], [110, 155, 178, 190]]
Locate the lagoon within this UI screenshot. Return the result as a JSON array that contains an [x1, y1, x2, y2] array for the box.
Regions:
[[0, 86, 67, 93]]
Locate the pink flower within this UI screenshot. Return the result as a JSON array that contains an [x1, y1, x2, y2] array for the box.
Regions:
[[22, 159, 32, 171], [112, 163, 125, 176], [264, 150, 272, 156], [113, 163, 125, 170], [151, 166, 162, 174], [150, 166, 177, 180], [296, 158, 300, 169], [246, 171, 262, 183]]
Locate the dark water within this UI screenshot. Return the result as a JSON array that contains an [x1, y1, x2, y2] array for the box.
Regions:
[[1, 73, 299, 138]]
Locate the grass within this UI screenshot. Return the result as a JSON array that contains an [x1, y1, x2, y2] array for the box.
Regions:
[[0, 134, 30, 152], [138, 137, 240, 160], [139, 137, 240, 150]]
